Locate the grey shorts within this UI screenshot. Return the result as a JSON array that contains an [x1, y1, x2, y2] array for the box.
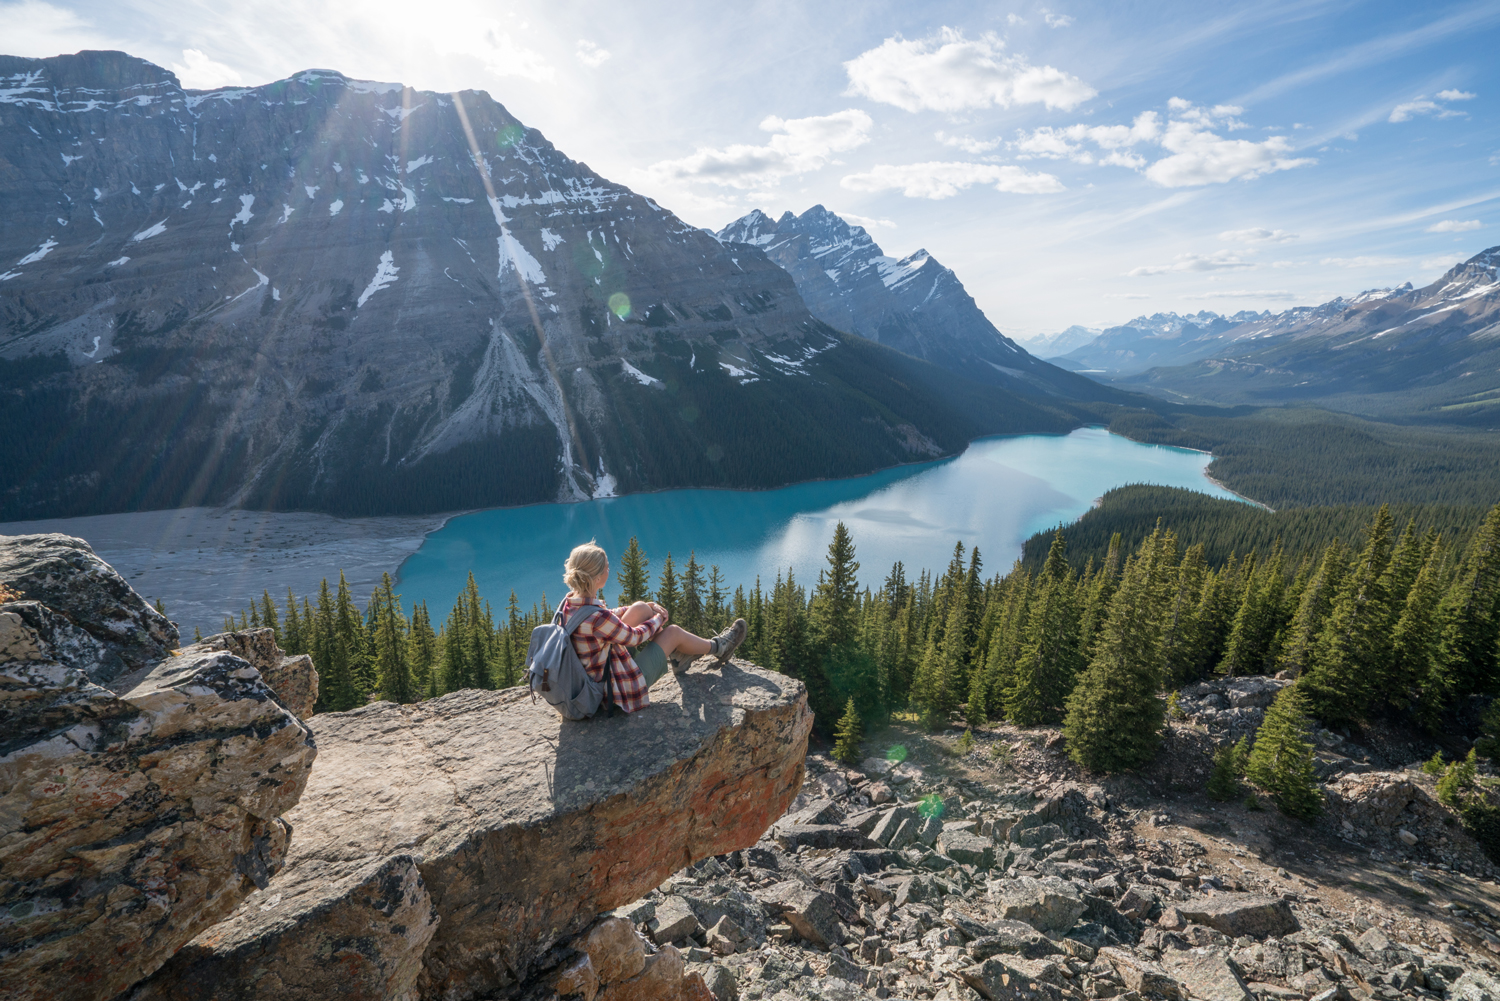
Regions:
[[632, 641, 669, 688]]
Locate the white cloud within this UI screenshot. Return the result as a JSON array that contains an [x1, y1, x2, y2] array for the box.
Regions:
[[1007, 13, 1025, 25], [1146, 115, 1314, 187], [1427, 219, 1481, 233], [1127, 251, 1255, 276], [1389, 96, 1467, 123], [576, 40, 611, 68], [841, 161, 1064, 199], [1105, 293, 1151, 299], [1182, 289, 1298, 300], [843, 27, 1096, 113], [1219, 228, 1298, 243], [1, 0, 113, 56], [835, 211, 897, 230], [1420, 255, 1465, 272], [170, 49, 243, 90], [1437, 89, 1477, 102], [1014, 111, 1162, 165], [1320, 256, 1408, 268], [1042, 10, 1074, 28], [648, 110, 872, 188], [1010, 102, 1310, 187], [936, 131, 1000, 154]]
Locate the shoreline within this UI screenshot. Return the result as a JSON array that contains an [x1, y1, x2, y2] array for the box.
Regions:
[[0, 506, 456, 634], [2, 425, 1247, 631]]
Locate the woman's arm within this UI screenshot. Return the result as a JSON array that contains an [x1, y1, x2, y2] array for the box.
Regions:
[[593, 606, 666, 647]]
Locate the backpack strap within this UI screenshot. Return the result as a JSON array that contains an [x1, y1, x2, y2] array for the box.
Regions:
[[557, 603, 602, 635], [556, 602, 617, 715]]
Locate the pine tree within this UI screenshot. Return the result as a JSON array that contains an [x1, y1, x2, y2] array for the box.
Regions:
[[372, 573, 414, 704], [681, 552, 705, 637], [1004, 535, 1081, 725], [1438, 504, 1500, 695], [1388, 540, 1450, 725], [462, 573, 491, 688], [1062, 527, 1174, 773], [813, 522, 861, 651], [1206, 744, 1242, 801], [282, 588, 304, 655], [1437, 748, 1479, 808], [1277, 542, 1347, 677], [832, 697, 863, 765], [656, 554, 681, 622], [259, 590, 280, 642], [619, 537, 650, 604], [707, 565, 727, 632], [1219, 542, 1286, 677], [1302, 507, 1396, 725], [1245, 683, 1322, 819], [1160, 544, 1207, 686], [409, 600, 438, 698], [1078, 533, 1121, 658]]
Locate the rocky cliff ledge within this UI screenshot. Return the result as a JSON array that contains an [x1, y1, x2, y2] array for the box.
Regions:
[[3, 533, 813, 1001], [0, 535, 317, 1001], [130, 661, 813, 1001]]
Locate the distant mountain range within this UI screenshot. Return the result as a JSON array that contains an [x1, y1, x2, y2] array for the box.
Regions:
[[1014, 325, 1100, 359], [0, 51, 1123, 520], [1047, 310, 1271, 374], [1050, 251, 1500, 424]]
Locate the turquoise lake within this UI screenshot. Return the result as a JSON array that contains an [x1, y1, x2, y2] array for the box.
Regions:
[[394, 427, 1241, 614]]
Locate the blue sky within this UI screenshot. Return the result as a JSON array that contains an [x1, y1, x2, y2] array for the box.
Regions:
[[7, 0, 1499, 338]]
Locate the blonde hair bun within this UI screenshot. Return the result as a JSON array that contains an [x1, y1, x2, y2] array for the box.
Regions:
[[564, 540, 608, 598]]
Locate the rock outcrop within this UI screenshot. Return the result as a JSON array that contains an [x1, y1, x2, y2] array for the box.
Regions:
[[131, 660, 812, 1001], [0, 533, 176, 681], [183, 627, 319, 719], [0, 538, 317, 1001]]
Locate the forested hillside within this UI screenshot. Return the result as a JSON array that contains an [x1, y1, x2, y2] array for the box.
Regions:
[[1021, 485, 1487, 574], [235, 502, 1500, 775], [1104, 407, 1500, 508]]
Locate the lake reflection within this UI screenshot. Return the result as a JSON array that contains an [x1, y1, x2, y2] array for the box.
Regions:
[[395, 427, 1240, 612]]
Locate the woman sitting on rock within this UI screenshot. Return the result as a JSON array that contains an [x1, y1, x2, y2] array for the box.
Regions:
[[556, 541, 746, 713]]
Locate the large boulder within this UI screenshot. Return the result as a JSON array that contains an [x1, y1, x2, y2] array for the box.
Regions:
[[1177, 895, 1299, 938], [131, 659, 811, 1001], [988, 876, 1087, 934], [0, 590, 316, 1001], [185, 628, 319, 719], [1327, 772, 1445, 829], [0, 533, 176, 681]]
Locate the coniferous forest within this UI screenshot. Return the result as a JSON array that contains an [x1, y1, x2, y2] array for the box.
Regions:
[[236, 501, 1500, 781]]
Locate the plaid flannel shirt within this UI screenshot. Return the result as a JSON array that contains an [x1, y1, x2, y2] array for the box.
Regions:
[[557, 595, 666, 713]]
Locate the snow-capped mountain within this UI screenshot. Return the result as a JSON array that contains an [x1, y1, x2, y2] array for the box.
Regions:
[[1018, 325, 1101, 359], [1050, 310, 1270, 375], [715, 206, 1109, 397], [1113, 250, 1500, 421], [0, 51, 1094, 520]]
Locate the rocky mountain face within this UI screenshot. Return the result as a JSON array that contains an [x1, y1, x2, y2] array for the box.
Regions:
[[715, 207, 1115, 400], [0, 52, 1084, 521], [1050, 311, 1269, 376]]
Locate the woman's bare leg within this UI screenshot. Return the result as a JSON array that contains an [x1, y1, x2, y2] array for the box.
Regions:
[[617, 601, 656, 628], [654, 624, 711, 658]]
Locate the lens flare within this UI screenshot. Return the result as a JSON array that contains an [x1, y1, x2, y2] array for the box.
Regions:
[[917, 793, 945, 819], [608, 292, 631, 319], [885, 744, 908, 764], [496, 124, 525, 148]]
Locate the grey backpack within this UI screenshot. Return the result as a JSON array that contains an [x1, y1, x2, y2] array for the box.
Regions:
[[526, 605, 611, 720]]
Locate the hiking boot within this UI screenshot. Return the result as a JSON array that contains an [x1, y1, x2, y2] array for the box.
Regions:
[[708, 618, 747, 666]]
